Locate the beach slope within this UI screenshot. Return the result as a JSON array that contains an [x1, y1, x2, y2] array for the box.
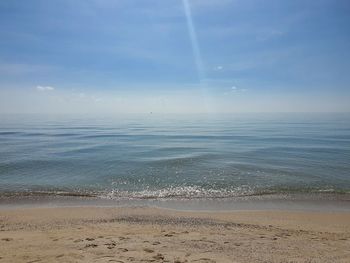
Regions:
[[0, 207, 350, 262]]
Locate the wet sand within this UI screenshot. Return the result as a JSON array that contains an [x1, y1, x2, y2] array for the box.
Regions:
[[0, 206, 350, 262]]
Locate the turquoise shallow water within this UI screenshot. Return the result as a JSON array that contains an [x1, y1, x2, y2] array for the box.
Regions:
[[0, 113, 349, 199]]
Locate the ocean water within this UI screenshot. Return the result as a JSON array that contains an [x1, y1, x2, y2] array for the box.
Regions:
[[0, 113, 350, 199]]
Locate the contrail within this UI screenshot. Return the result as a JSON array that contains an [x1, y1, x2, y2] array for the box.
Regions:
[[182, 0, 212, 113], [182, 0, 206, 83]]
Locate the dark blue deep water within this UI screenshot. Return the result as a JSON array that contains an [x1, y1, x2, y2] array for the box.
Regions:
[[0, 113, 349, 199]]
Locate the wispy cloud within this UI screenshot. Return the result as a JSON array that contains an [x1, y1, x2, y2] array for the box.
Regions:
[[214, 65, 223, 71], [224, 86, 247, 94], [36, 85, 55, 91]]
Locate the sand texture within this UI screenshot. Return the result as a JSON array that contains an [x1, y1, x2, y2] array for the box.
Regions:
[[0, 207, 350, 263]]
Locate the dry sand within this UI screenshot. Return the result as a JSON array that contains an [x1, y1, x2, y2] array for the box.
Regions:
[[0, 206, 350, 263]]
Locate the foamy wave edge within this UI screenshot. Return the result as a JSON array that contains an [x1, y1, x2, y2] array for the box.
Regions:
[[1, 186, 349, 200], [98, 186, 264, 200]]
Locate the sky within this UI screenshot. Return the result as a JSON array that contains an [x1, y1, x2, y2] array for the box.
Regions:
[[0, 0, 349, 114]]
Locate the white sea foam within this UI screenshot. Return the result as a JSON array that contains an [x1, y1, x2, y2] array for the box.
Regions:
[[98, 185, 255, 200]]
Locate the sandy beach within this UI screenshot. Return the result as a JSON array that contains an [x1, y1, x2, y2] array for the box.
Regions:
[[0, 206, 350, 263]]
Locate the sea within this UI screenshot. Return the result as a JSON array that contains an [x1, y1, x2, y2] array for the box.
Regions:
[[0, 113, 350, 202]]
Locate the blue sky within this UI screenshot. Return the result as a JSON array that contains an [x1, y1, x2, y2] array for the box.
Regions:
[[0, 0, 349, 113]]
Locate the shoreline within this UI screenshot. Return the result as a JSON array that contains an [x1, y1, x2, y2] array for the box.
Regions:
[[1, 192, 350, 212], [0, 206, 350, 262]]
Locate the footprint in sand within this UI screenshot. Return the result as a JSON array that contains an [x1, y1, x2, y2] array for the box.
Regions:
[[143, 248, 154, 253], [104, 241, 117, 249], [1, 238, 13, 241], [107, 246, 115, 249], [86, 237, 95, 241], [152, 241, 161, 245], [152, 253, 165, 260], [85, 243, 98, 248]]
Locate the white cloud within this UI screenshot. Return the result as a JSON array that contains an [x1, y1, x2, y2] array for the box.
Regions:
[[214, 65, 223, 71], [228, 86, 247, 93], [36, 85, 55, 91]]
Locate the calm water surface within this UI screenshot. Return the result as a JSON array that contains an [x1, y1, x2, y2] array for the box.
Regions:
[[0, 113, 349, 199]]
